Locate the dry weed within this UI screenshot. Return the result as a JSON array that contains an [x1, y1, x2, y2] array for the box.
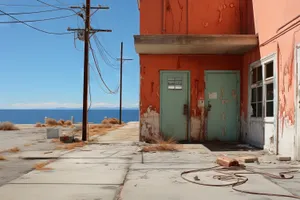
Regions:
[[0, 122, 19, 131], [8, 147, 20, 153], [0, 155, 6, 161], [70, 123, 124, 138], [55, 141, 85, 150], [34, 161, 53, 171], [142, 136, 180, 152], [45, 118, 58, 126]]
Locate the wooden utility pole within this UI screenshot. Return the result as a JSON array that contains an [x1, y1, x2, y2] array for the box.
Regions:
[[68, 1, 111, 141], [117, 42, 133, 125], [82, 0, 91, 142]]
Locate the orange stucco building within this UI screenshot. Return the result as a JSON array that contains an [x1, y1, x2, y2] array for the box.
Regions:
[[134, 0, 300, 160]]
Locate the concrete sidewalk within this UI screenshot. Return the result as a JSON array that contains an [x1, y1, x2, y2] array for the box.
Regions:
[[1, 122, 300, 200], [0, 122, 140, 200]]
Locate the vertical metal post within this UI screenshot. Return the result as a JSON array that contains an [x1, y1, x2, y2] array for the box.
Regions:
[[82, 0, 91, 141], [119, 42, 123, 125]]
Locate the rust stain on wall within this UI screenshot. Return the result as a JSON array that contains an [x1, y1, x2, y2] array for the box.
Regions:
[[278, 39, 296, 136]]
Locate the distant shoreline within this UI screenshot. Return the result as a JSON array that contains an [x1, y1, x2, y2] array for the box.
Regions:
[[0, 109, 139, 124]]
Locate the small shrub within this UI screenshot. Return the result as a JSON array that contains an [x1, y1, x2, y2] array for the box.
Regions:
[[57, 119, 65, 126], [64, 120, 73, 126], [45, 118, 57, 126], [0, 122, 19, 131], [101, 118, 120, 124], [35, 122, 42, 128], [55, 141, 85, 150]]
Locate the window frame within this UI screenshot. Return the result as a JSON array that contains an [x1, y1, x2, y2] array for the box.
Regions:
[[248, 53, 277, 123]]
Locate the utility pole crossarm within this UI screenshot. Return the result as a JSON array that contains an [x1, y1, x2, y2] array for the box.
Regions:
[[70, 5, 109, 9], [67, 28, 112, 33], [117, 58, 133, 61]]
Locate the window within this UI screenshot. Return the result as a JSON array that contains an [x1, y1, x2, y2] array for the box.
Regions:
[[250, 61, 274, 118], [251, 67, 263, 117], [168, 77, 182, 90]]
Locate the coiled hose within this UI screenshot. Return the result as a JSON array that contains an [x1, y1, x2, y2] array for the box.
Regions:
[[181, 165, 300, 199]]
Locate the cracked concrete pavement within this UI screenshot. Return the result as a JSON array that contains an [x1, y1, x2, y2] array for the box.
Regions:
[[1, 122, 300, 199]]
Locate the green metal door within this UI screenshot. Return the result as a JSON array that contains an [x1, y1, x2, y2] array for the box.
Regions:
[[160, 71, 189, 141], [205, 71, 240, 141]]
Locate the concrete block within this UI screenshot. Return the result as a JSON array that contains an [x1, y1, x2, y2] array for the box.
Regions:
[[277, 156, 291, 161], [46, 128, 60, 139], [238, 156, 258, 163]]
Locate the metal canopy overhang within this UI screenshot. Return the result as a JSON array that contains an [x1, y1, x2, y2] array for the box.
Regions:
[[134, 34, 258, 55]]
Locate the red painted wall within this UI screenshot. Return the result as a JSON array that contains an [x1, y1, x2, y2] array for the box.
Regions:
[[140, 55, 242, 140], [140, 0, 244, 34]]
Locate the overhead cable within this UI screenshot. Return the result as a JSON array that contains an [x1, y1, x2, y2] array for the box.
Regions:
[[0, 10, 73, 35], [0, 13, 76, 24]]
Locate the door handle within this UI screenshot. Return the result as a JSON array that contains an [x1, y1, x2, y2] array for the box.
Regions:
[[183, 104, 188, 115], [207, 101, 212, 111]]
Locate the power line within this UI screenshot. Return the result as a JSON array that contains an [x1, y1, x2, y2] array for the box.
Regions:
[[0, 3, 72, 7], [94, 34, 117, 60], [0, 10, 73, 35], [36, 0, 79, 15], [89, 63, 111, 94], [88, 64, 92, 111], [0, 8, 64, 16], [90, 44, 119, 94], [92, 35, 119, 70], [53, 0, 69, 6], [0, 13, 76, 24]]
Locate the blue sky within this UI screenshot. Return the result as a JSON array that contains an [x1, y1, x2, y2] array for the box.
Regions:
[[0, 0, 139, 109]]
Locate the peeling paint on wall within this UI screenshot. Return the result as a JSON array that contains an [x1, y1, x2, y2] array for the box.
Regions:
[[140, 106, 160, 141], [190, 117, 201, 141]]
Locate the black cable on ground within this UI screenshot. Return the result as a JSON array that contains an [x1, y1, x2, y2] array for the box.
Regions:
[[181, 165, 300, 199]]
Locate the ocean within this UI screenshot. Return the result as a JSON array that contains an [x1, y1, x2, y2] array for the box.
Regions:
[[0, 109, 139, 124]]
